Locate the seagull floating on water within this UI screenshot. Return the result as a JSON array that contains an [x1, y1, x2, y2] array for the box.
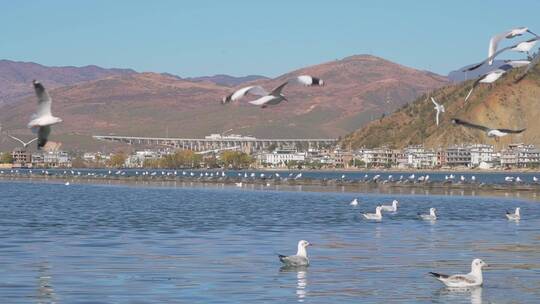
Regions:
[[452, 118, 525, 140], [350, 198, 359, 206], [431, 97, 445, 126], [278, 240, 311, 267], [380, 200, 398, 212], [506, 207, 521, 221], [419, 208, 437, 221], [27, 81, 62, 149], [430, 259, 487, 288], [362, 206, 383, 221]]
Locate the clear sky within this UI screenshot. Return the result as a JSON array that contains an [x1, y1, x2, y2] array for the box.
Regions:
[[2, 0, 540, 77]]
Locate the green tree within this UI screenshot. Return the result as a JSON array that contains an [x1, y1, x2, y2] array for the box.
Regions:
[[108, 152, 127, 168], [220, 151, 253, 169], [0, 152, 13, 164]]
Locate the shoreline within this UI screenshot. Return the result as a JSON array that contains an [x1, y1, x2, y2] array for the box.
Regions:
[[2, 173, 539, 201]]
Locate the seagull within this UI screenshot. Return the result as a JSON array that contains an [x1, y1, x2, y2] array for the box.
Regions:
[[380, 199, 399, 212], [221, 75, 324, 108], [515, 51, 540, 83], [506, 207, 521, 221], [488, 27, 537, 65], [362, 206, 383, 220], [515, 176, 522, 183], [465, 36, 540, 72], [235, 182, 242, 187], [419, 208, 437, 221], [64, 181, 70, 186], [7, 135, 38, 148], [278, 240, 311, 267], [504, 176, 515, 182], [429, 259, 488, 288], [27, 81, 62, 150], [464, 61, 530, 102], [431, 97, 445, 126], [350, 198, 359, 206], [452, 118, 526, 140], [533, 176, 538, 183]]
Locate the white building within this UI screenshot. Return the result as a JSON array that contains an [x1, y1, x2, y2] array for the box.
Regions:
[[404, 145, 437, 168], [469, 144, 494, 167], [125, 150, 160, 168], [259, 149, 306, 166]]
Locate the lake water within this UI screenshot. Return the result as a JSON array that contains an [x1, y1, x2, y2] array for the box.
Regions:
[[0, 181, 539, 303]]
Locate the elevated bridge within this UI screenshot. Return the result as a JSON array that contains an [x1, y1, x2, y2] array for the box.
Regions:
[[93, 135, 337, 153]]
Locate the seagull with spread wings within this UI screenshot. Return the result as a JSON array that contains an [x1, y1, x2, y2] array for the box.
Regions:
[[27, 81, 62, 150], [487, 27, 537, 65], [464, 61, 530, 102], [221, 75, 324, 108], [452, 118, 525, 140], [465, 37, 540, 72], [8, 135, 38, 148]]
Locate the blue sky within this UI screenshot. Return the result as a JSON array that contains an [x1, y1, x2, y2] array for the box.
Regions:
[[2, 0, 540, 77]]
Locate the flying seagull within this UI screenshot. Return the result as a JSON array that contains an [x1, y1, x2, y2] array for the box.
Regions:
[[488, 27, 537, 65], [431, 97, 445, 126], [515, 51, 540, 83], [221, 75, 324, 108], [27, 81, 62, 150], [465, 37, 540, 72], [452, 118, 525, 139], [278, 240, 311, 267], [429, 259, 488, 288], [464, 61, 530, 102], [8, 135, 38, 148]]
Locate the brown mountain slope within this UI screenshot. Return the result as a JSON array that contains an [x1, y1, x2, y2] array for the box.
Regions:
[[0, 60, 136, 105], [341, 62, 540, 149], [0, 55, 447, 150]]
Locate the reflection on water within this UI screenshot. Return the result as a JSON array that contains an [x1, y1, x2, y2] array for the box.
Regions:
[[37, 262, 56, 304], [436, 287, 483, 304], [0, 181, 539, 302]]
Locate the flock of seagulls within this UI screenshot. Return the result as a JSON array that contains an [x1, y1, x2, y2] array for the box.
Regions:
[[221, 75, 324, 108], [430, 26, 537, 139]]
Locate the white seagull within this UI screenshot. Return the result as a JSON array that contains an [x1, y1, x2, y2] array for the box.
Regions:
[[278, 240, 311, 267], [380, 199, 398, 212], [350, 198, 359, 206], [488, 27, 537, 65], [431, 97, 445, 126], [452, 118, 525, 140], [27, 81, 63, 150], [506, 207, 521, 221], [464, 61, 530, 102], [466, 36, 540, 72], [362, 206, 383, 221], [7, 135, 38, 148], [429, 259, 488, 288], [533, 176, 538, 183], [221, 75, 324, 108], [418, 208, 437, 221]]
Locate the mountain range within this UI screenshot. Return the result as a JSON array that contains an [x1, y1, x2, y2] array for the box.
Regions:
[[0, 55, 448, 150]]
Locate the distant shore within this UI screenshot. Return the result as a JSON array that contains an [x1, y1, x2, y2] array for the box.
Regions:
[[1, 172, 539, 201]]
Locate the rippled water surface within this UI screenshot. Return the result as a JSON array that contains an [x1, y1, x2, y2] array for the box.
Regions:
[[0, 181, 539, 303]]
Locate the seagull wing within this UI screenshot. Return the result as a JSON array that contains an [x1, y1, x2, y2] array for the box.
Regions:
[[33, 81, 52, 118], [436, 111, 440, 126], [270, 82, 290, 96], [25, 137, 38, 146], [431, 97, 439, 106], [465, 45, 514, 72], [8, 135, 26, 146], [515, 52, 540, 83], [488, 31, 512, 64], [464, 77, 483, 102], [498, 128, 526, 134], [452, 118, 491, 132], [223, 86, 268, 104], [37, 125, 51, 150]]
